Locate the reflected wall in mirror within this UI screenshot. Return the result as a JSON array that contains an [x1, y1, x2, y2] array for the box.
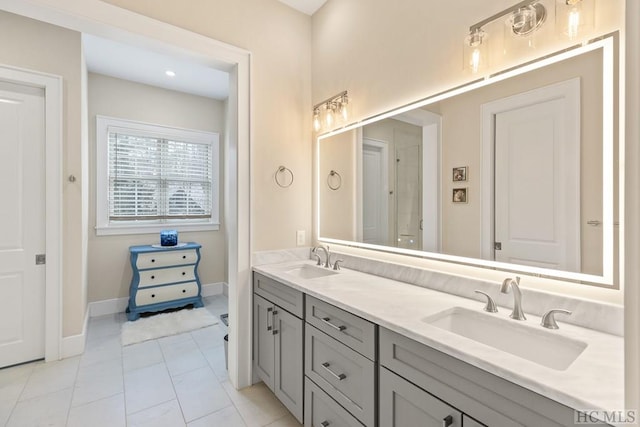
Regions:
[[318, 37, 618, 286]]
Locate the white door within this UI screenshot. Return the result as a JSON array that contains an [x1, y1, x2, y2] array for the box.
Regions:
[[362, 139, 389, 245], [494, 95, 580, 271], [394, 130, 422, 250], [0, 80, 46, 367]]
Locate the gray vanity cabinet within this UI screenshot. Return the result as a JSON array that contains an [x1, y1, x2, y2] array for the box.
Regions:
[[253, 274, 304, 423], [379, 366, 462, 427]]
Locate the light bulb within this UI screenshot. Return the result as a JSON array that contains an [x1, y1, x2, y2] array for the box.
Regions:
[[471, 48, 481, 74], [567, 7, 580, 39], [313, 109, 321, 132], [339, 97, 349, 122]]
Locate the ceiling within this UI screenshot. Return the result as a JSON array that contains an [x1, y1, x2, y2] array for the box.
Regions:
[[277, 0, 327, 15], [83, 34, 229, 100]]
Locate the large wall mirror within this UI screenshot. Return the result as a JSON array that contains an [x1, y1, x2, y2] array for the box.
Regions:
[[317, 36, 618, 287]]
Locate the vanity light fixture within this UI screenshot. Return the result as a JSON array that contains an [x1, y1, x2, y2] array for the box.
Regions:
[[556, 0, 595, 40], [464, 0, 548, 73], [313, 91, 349, 132]]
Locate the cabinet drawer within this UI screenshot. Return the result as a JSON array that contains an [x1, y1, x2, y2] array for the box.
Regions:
[[135, 282, 199, 306], [138, 265, 196, 288], [463, 415, 487, 427], [379, 366, 462, 427], [136, 249, 198, 269], [306, 295, 376, 360], [305, 377, 364, 427], [253, 272, 303, 318], [379, 327, 580, 427], [305, 324, 375, 427]]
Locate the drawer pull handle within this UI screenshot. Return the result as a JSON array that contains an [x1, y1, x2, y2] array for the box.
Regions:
[[272, 310, 278, 335], [151, 294, 155, 298], [442, 415, 453, 427], [321, 422, 330, 427], [182, 289, 186, 293], [151, 259, 155, 263], [321, 362, 346, 381], [182, 255, 186, 259], [267, 307, 273, 331], [182, 272, 186, 276], [151, 275, 155, 279], [321, 317, 346, 332]]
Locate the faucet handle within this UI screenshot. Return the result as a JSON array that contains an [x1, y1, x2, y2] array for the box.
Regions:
[[333, 259, 344, 271], [474, 290, 498, 313], [541, 309, 572, 329]]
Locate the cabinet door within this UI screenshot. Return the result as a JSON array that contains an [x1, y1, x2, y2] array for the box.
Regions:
[[273, 306, 304, 423], [253, 294, 275, 390], [380, 367, 462, 427]]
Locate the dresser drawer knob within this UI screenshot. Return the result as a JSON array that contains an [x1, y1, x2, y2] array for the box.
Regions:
[[182, 255, 186, 259], [151, 294, 156, 298], [182, 272, 186, 276], [151, 275, 155, 279], [182, 289, 186, 293], [151, 259, 155, 263]]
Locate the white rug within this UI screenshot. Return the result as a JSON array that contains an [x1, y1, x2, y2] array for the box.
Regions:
[[121, 308, 218, 346]]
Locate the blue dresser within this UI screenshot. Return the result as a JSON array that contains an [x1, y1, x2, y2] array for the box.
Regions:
[[127, 243, 205, 321]]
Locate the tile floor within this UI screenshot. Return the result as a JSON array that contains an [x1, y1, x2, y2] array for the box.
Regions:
[[0, 295, 303, 427]]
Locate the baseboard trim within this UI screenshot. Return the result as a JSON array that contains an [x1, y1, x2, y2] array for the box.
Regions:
[[88, 282, 226, 317], [61, 308, 89, 359]]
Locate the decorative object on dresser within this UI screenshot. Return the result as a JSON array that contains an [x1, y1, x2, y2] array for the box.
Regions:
[[121, 307, 218, 346], [127, 242, 204, 321]]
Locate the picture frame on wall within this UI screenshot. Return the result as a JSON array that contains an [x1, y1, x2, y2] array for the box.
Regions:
[[452, 188, 468, 203], [453, 166, 467, 182]]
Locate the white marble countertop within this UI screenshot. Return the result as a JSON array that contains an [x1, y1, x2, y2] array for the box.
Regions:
[[253, 259, 624, 413]]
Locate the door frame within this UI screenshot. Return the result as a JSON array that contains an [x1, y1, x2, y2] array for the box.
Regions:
[[0, 0, 252, 388], [480, 78, 581, 270], [0, 65, 63, 363]]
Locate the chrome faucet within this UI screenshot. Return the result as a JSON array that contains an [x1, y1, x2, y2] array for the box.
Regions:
[[500, 276, 526, 320], [313, 245, 331, 268]]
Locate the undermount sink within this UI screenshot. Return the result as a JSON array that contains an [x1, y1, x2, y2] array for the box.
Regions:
[[424, 307, 587, 371], [284, 264, 338, 280]]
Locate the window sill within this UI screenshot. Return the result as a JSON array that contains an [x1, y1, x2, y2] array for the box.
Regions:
[[95, 222, 220, 236]]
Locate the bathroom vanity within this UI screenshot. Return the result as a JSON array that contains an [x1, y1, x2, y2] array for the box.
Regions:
[[252, 257, 622, 427]]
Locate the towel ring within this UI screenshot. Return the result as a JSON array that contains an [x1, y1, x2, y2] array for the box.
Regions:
[[275, 166, 294, 188], [327, 170, 342, 191]]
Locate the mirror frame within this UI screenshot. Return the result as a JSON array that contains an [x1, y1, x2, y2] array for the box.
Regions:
[[316, 35, 617, 287]]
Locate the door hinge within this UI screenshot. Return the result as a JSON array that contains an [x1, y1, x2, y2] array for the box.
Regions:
[[35, 254, 46, 265], [494, 242, 502, 251]]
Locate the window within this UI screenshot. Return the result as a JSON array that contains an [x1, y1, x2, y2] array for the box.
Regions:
[[96, 116, 219, 235]]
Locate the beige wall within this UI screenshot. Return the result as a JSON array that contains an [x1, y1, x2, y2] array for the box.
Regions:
[[0, 10, 85, 336], [87, 73, 227, 301], [102, 0, 313, 252]]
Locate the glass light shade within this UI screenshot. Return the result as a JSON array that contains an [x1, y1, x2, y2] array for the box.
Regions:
[[556, 0, 595, 40], [338, 96, 349, 123], [463, 29, 487, 73], [313, 108, 321, 132], [324, 103, 336, 129]]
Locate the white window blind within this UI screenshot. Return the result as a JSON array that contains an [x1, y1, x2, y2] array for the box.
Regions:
[[108, 129, 213, 221]]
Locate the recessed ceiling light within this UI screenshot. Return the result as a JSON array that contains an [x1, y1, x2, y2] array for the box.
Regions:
[[165, 70, 176, 77]]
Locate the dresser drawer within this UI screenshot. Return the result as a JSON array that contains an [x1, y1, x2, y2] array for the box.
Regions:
[[306, 295, 376, 360], [305, 377, 364, 427], [138, 265, 196, 288], [136, 249, 198, 269], [305, 324, 375, 427], [253, 272, 303, 318], [135, 282, 199, 306]]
